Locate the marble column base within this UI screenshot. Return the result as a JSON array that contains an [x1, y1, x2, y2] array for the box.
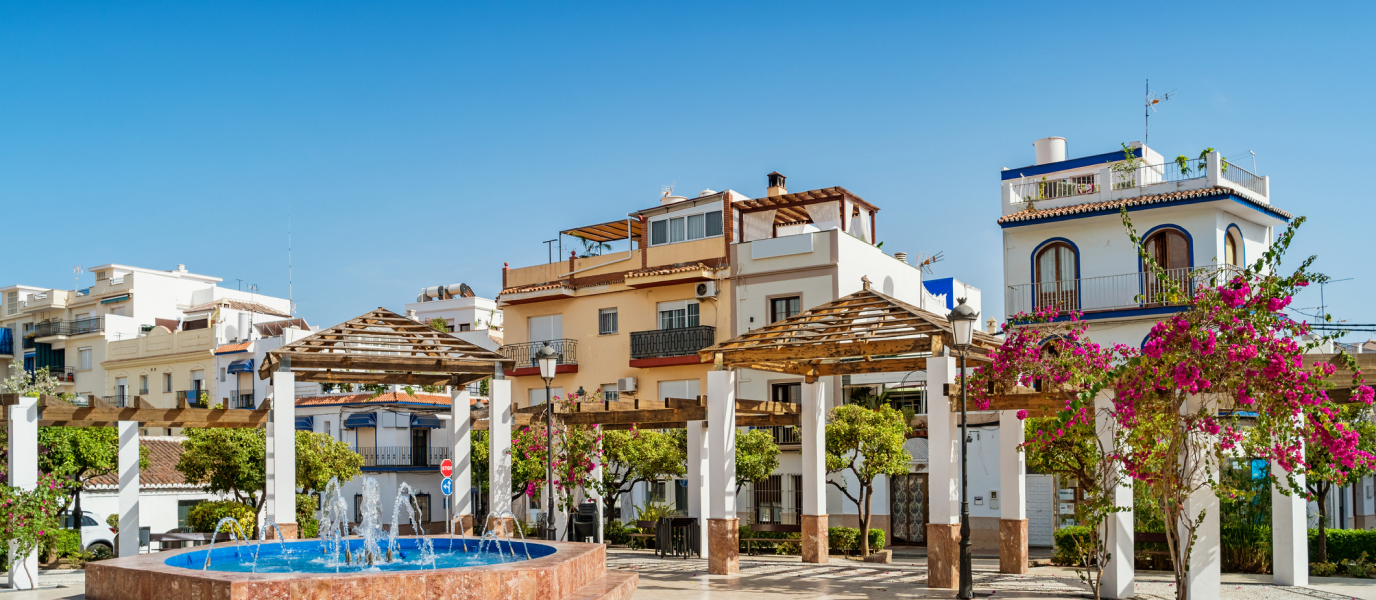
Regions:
[[453, 514, 476, 536], [266, 522, 298, 540], [485, 516, 517, 537], [800, 515, 829, 563], [708, 518, 739, 575], [926, 523, 959, 589], [999, 519, 1029, 574]]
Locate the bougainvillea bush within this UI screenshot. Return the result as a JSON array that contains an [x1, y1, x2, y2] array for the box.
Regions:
[[509, 389, 604, 540], [0, 471, 76, 583]]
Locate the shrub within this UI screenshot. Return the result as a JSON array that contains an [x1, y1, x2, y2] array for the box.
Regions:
[[86, 544, 113, 562], [775, 533, 801, 555], [296, 494, 319, 539], [188, 501, 257, 539], [868, 529, 885, 551], [1311, 561, 1339, 577], [40, 529, 82, 562], [828, 527, 860, 556], [605, 520, 630, 545], [1341, 552, 1376, 578], [1053, 526, 1094, 566], [1310, 528, 1376, 564]]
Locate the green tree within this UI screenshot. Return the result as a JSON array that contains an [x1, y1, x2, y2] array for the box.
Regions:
[[597, 427, 686, 520], [825, 404, 910, 557], [39, 427, 148, 531], [176, 429, 362, 521], [1305, 404, 1376, 563], [735, 428, 780, 494], [1022, 416, 1098, 494]]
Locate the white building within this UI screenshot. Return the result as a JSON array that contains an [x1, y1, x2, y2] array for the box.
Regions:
[[406, 284, 503, 351]]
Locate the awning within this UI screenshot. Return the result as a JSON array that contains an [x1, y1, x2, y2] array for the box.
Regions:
[[411, 414, 443, 429], [100, 294, 131, 304], [561, 218, 644, 243], [344, 413, 377, 429], [295, 416, 314, 431], [227, 359, 254, 373]]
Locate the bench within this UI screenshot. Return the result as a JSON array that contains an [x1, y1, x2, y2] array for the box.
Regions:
[[742, 523, 800, 555]]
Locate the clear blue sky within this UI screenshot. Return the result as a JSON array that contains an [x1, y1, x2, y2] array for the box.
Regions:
[[2, 2, 1372, 336]]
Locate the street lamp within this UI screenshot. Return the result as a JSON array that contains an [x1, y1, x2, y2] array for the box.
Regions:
[[536, 341, 559, 541], [946, 297, 979, 600]]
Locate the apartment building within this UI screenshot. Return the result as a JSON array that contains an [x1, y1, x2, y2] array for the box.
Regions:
[[405, 284, 504, 351]]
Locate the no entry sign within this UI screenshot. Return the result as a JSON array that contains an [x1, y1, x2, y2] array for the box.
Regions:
[[440, 458, 453, 478]]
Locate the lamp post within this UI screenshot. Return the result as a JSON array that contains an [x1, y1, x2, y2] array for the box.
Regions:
[[946, 297, 979, 600], [536, 341, 559, 541]]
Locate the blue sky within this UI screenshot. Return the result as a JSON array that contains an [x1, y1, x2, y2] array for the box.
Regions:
[[1, 1, 1372, 335]]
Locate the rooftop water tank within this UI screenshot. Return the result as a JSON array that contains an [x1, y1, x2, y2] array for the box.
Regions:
[[1033, 137, 1066, 165]]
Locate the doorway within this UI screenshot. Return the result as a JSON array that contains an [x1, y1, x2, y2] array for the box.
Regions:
[[890, 472, 927, 544], [411, 427, 429, 467]]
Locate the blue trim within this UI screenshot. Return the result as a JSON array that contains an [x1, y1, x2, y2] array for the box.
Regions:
[[1225, 223, 1245, 266], [1041, 305, 1188, 323], [1001, 148, 1142, 181], [344, 413, 377, 429], [998, 192, 1291, 228], [1028, 237, 1081, 314], [362, 466, 438, 472], [294, 416, 314, 431], [922, 278, 956, 310], [411, 414, 443, 429], [227, 358, 254, 373]]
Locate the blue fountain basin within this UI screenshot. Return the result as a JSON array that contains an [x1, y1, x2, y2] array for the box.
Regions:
[[165, 537, 556, 573]]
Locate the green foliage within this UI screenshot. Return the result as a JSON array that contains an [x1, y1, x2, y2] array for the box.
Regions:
[[1310, 561, 1339, 577], [1023, 416, 1097, 494], [428, 318, 449, 333], [1309, 528, 1376, 565], [1342, 552, 1376, 578], [176, 428, 267, 513], [472, 429, 490, 493], [598, 427, 686, 516], [1306, 404, 1376, 562], [297, 494, 319, 539], [39, 427, 149, 520], [828, 527, 860, 556], [188, 501, 257, 539], [868, 528, 885, 551], [0, 471, 77, 583], [737, 524, 794, 554], [295, 431, 364, 495], [1219, 460, 1273, 573], [40, 528, 82, 561], [735, 429, 780, 493], [633, 502, 676, 523], [604, 519, 630, 545], [825, 404, 909, 556], [1053, 525, 1094, 566], [87, 544, 113, 562]]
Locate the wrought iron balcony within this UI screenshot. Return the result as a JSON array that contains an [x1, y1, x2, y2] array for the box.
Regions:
[[500, 339, 577, 368], [1005, 265, 1242, 317], [33, 317, 104, 338], [231, 393, 255, 409], [757, 425, 800, 446], [630, 326, 715, 360], [355, 446, 451, 468], [177, 390, 209, 408]]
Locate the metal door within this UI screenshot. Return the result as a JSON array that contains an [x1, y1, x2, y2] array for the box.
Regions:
[[1027, 474, 1054, 547], [889, 472, 926, 544]]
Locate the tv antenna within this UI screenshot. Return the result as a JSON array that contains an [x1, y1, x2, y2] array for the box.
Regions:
[[660, 182, 676, 198], [914, 251, 944, 275], [1144, 80, 1176, 147], [73, 265, 84, 288]]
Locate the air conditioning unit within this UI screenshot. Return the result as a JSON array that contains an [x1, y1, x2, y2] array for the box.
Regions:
[[695, 281, 718, 299], [617, 377, 637, 394]]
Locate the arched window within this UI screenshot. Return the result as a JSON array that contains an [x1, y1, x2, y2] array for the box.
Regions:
[[1035, 242, 1078, 311], [1225, 230, 1240, 268], [1142, 228, 1190, 303]]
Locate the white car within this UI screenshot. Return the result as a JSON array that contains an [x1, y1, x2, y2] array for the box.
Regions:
[[62, 510, 115, 553]]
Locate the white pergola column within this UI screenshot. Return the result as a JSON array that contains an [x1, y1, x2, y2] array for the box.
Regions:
[[588, 426, 604, 543], [269, 364, 297, 538], [707, 369, 738, 575], [1095, 393, 1134, 599], [489, 378, 513, 531], [117, 421, 141, 557], [800, 380, 829, 563], [1273, 446, 1309, 585], [1184, 394, 1220, 599], [7, 396, 38, 590], [998, 409, 1027, 574], [687, 420, 709, 558], [926, 356, 959, 589], [451, 386, 472, 534]]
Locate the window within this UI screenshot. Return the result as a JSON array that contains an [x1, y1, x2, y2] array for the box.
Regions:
[[6, 291, 16, 316], [458, 323, 471, 332], [527, 314, 563, 342], [177, 500, 202, 530], [771, 382, 802, 404], [139, 375, 148, 395], [769, 297, 801, 323], [1034, 242, 1078, 311], [78, 347, 92, 371], [164, 373, 173, 393], [658, 379, 701, 403], [1225, 231, 1240, 267], [220, 367, 226, 382], [649, 480, 668, 504], [601, 383, 619, 402], [1144, 229, 1190, 271], [183, 319, 208, 331], [599, 308, 618, 335], [658, 301, 699, 330], [445, 319, 456, 331], [650, 210, 723, 246], [529, 387, 564, 406]]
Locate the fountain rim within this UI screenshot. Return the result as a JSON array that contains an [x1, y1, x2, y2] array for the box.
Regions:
[[91, 536, 606, 585], [165, 535, 558, 572]]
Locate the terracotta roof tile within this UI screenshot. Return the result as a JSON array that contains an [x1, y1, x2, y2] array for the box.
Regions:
[[214, 342, 251, 354], [996, 185, 1292, 225], [185, 299, 293, 319], [624, 262, 716, 279], [88, 437, 191, 489], [499, 281, 571, 295], [295, 392, 454, 407]]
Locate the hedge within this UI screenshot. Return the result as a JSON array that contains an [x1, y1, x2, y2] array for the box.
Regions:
[[1053, 526, 1094, 566], [41, 529, 82, 562], [188, 501, 257, 539], [825, 527, 886, 556], [1310, 528, 1376, 564]]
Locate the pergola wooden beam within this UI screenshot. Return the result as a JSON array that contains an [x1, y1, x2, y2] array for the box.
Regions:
[[293, 372, 454, 386], [0, 395, 272, 428]]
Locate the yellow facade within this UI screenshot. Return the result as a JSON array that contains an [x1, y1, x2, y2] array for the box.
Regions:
[[102, 325, 218, 409]]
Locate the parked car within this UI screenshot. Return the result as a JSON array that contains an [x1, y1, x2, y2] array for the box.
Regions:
[[61, 510, 115, 552]]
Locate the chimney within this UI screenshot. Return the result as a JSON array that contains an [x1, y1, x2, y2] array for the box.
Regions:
[[1033, 137, 1066, 165], [176, 264, 187, 272], [986, 318, 998, 334], [894, 252, 908, 264], [766, 172, 788, 197], [406, 309, 419, 322]]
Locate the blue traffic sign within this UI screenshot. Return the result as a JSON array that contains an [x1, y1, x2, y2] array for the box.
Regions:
[[441, 477, 453, 496]]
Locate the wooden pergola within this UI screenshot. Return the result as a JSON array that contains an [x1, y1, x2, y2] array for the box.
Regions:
[[256, 307, 513, 387], [698, 278, 1001, 376], [0, 394, 272, 428]]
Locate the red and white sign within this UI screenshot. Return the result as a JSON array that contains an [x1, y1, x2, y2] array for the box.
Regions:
[[439, 459, 453, 478]]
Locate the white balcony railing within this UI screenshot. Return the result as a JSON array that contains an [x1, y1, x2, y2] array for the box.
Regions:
[[1005, 265, 1241, 317]]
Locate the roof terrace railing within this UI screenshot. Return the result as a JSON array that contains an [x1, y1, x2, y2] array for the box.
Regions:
[[1006, 265, 1242, 317], [1010, 158, 1210, 204], [1221, 162, 1265, 196]]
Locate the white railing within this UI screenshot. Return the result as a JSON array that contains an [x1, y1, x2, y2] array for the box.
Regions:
[[1012, 176, 1100, 203], [1005, 265, 1242, 317], [1009, 157, 1214, 204], [1221, 162, 1265, 196]]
